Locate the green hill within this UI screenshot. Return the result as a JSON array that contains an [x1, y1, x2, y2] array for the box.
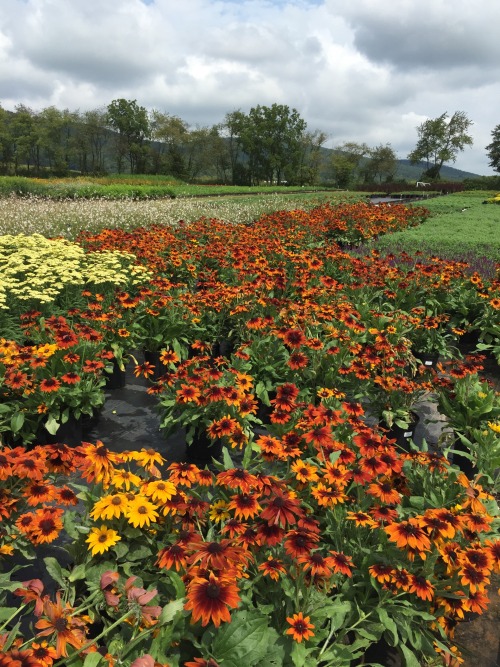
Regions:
[[394, 159, 480, 182]]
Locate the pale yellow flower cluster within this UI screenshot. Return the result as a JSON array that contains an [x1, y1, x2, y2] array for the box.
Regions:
[[80, 250, 151, 286], [0, 234, 150, 310]]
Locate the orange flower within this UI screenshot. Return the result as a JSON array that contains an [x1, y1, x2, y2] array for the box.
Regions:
[[329, 551, 354, 577], [258, 555, 286, 581], [184, 572, 240, 627], [80, 441, 122, 488], [39, 378, 61, 393], [384, 518, 431, 552], [285, 612, 315, 643], [35, 593, 87, 657]]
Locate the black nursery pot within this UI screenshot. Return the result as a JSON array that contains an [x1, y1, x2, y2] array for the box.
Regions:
[[186, 430, 223, 467], [413, 350, 440, 368], [105, 358, 127, 390], [382, 412, 420, 451], [143, 349, 166, 382], [451, 437, 477, 479], [42, 415, 83, 447]]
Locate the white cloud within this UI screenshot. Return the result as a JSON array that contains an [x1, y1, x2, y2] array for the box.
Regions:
[[0, 0, 498, 174]]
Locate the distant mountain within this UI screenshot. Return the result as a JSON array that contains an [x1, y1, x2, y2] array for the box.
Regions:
[[394, 159, 480, 182]]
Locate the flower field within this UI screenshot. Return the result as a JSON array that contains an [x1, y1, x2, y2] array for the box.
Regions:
[[0, 199, 499, 667]]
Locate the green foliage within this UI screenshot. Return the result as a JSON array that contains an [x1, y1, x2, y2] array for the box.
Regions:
[[485, 123, 500, 173], [106, 99, 151, 174], [407, 111, 474, 179], [373, 192, 500, 261], [329, 142, 370, 188], [223, 104, 320, 186], [362, 144, 398, 184]]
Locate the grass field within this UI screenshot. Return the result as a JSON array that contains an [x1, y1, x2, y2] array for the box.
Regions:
[[372, 191, 500, 263]]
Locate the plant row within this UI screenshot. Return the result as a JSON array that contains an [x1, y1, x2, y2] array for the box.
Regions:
[[0, 200, 499, 666]]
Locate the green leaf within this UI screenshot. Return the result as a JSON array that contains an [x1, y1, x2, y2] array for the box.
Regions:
[[44, 557, 68, 588], [376, 607, 399, 646], [329, 450, 342, 464], [223, 446, 234, 470], [400, 643, 421, 667], [291, 641, 309, 667], [113, 542, 129, 559], [82, 653, 106, 667], [167, 571, 185, 599], [158, 598, 185, 626], [0, 608, 18, 622], [127, 544, 153, 561], [45, 415, 60, 435], [68, 563, 87, 582], [63, 511, 81, 540], [10, 411, 25, 433], [211, 610, 275, 667]]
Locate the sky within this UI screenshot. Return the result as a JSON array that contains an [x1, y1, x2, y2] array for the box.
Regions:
[[1, 0, 499, 176]]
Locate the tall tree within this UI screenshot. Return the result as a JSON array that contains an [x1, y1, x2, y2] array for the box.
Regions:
[[330, 142, 370, 188], [107, 99, 150, 173], [407, 111, 473, 179], [72, 108, 108, 174], [0, 106, 13, 171], [363, 144, 397, 183], [149, 110, 188, 177], [239, 104, 308, 185], [222, 110, 248, 184], [295, 129, 328, 185], [485, 124, 500, 173], [8, 105, 40, 174]]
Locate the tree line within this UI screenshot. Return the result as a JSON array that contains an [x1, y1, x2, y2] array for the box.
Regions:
[[0, 100, 497, 184], [0, 100, 328, 185]]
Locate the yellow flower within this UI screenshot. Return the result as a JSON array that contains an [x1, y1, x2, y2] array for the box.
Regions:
[[142, 479, 176, 503], [209, 500, 231, 524], [125, 496, 159, 528], [86, 525, 121, 556], [0, 545, 14, 556], [111, 468, 142, 490], [488, 421, 500, 434], [90, 493, 129, 521]]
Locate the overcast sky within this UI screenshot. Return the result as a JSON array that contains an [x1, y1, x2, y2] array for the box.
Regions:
[[1, 0, 499, 175]]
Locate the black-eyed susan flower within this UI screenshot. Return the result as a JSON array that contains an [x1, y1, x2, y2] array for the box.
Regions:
[[86, 525, 121, 556], [285, 611, 315, 643], [184, 572, 241, 627], [125, 496, 159, 528]]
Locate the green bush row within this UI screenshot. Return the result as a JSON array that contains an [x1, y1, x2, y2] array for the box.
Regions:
[[0, 177, 177, 200]]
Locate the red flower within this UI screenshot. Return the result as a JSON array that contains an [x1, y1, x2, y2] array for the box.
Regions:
[[285, 612, 315, 643], [39, 378, 61, 393], [184, 572, 240, 627], [260, 491, 303, 528]]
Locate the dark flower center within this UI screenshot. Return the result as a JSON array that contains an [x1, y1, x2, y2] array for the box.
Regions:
[[39, 519, 56, 534], [205, 583, 221, 599], [54, 617, 68, 632]]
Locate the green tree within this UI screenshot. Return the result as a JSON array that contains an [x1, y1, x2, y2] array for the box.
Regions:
[[37, 106, 77, 175], [407, 111, 473, 180], [107, 99, 150, 173], [485, 124, 500, 173], [363, 143, 397, 183], [7, 105, 40, 174], [295, 129, 328, 185], [72, 108, 108, 174], [149, 110, 189, 177], [330, 142, 370, 188], [222, 110, 248, 184], [238, 104, 308, 185], [0, 105, 13, 172]]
